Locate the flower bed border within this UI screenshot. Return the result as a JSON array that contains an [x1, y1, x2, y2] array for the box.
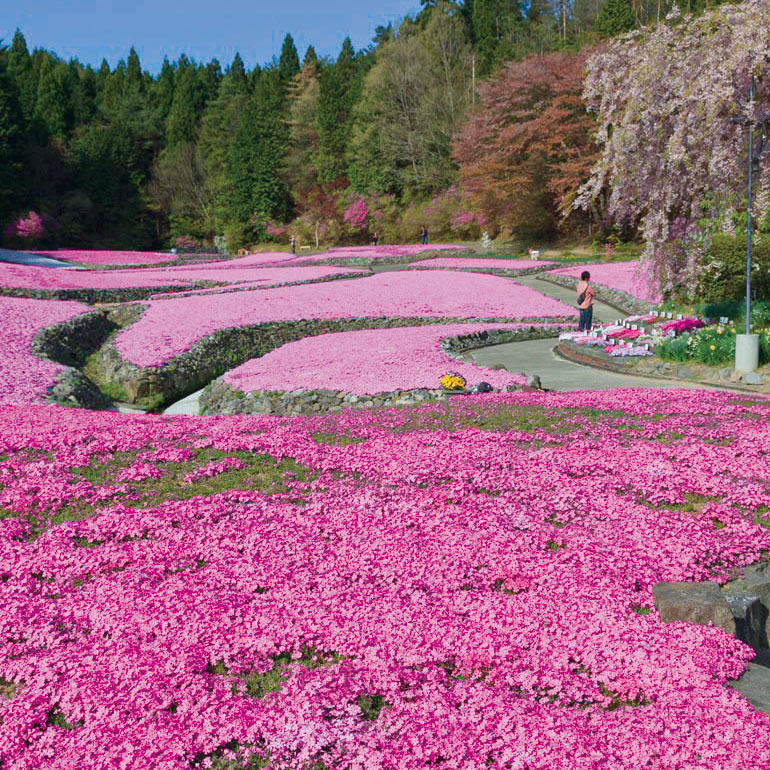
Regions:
[[0, 283, 222, 305], [147, 271, 373, 300], [539, 272, 656, 316], [407, 265, 551, 279], [199, 325, 561, 416], [556, 339, 769, 392], [289, 247, 470, 268], [38, 313, 572, 411]]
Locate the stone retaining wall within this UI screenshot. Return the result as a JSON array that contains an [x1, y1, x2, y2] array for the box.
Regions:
[[408, 266, 550, 279], [32, 304, 146, 408], [539, 273, 656, 316], [0, 283, 221, 305], [294, 248, 470, 268], [147, 271, 373, 300], [200, 325, 563, 416]]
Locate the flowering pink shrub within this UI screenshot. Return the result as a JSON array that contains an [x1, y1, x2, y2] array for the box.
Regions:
[[4, 211, 45, 241], [174, 235, 199, 250], [116, 271, 576, 367], [343, 199, 369, 231], [551, 261, 663, 303], [30, 251, 182, 266], [0, 296, 90, 404], [0, 390, 769, 768], [265, 222, 287, 238], [222, 324, 563, 395]]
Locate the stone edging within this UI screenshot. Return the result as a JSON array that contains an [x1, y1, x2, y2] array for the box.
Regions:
[[147, 271, 373, 300], [0, 283, 223, 305], [539, 273, 656, 316], [38, 313, 573, 411], [407, 266, 551, 278], [199, 325, 565, 417], [556, 339, 768, 392], [32, 305, 145, 408], [290, 247, 471, 268]]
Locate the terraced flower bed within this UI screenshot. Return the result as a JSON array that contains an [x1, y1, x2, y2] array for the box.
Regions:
[[408, 257, 557, 275], [0, 262, 367, 304], [286, 244, 466, 266], [202, 324, 565, 416], [0, 296, 91, 404], [543, 260, 661, 313], [115, 271, 575, 369], [29, 249, 186, 266], [1, 390, 769, 768]]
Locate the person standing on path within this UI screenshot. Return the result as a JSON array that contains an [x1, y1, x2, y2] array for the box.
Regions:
[[576, 270, 597, 331], [420, 225, 428, 245]]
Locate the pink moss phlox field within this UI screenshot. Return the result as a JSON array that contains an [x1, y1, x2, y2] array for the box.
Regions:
[[0, 296, 90, 404], [409, 258, 557, 270], [286, 244, 465, 264], [551, 261, 663, 303], [1, 390, 770, 768], [144, 266, 369, 298], [222, 324, 554, 394], [29, 250, 184, 266], [149, 252, 300, 270], [0, 263, 365, 294], [0, 262, 194, 291], [117, 271, 576, 367]]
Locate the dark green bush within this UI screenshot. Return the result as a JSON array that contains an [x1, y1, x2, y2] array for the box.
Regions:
[[698, 234, 770, 302]]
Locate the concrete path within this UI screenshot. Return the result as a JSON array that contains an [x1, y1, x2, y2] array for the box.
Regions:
[[162, 388, 205, 416], [0, 248, 84, 270], [514, 273, 620, 324], [466, 337, 710, 392]]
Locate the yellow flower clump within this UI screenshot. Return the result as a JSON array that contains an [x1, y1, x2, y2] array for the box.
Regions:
[[440, 373, 467, 391]]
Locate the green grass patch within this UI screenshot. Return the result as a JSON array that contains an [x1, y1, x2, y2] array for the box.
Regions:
[[6, 448, 316, 537]]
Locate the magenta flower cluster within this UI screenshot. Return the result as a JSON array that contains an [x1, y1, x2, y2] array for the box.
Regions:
[[4, 211, 45, 241], [0, 296, 89, 405], [0, 389, 769, 768]]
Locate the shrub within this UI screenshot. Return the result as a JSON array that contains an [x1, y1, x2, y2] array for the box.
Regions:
[[698, 234, 770, 302]]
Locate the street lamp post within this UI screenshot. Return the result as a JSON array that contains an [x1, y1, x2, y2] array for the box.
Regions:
[[730, 73, 770, 372]]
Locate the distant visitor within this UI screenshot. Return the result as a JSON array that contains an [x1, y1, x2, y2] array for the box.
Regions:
[[420, 225, 428, 245], [576, 271, 597, 331]]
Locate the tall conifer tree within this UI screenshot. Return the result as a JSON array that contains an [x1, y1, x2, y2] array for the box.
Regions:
[[278, 34, 300, 82]]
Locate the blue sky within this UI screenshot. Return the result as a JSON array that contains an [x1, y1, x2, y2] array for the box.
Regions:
[[2, 0, 421, 73]]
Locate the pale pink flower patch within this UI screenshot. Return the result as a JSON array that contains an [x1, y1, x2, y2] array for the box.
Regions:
[[409, 258, 557, 270], [551, 261, 663, 303], [30, 250, 185, 266], [116, 271, 576, 367], [222, 324, 559, 394]]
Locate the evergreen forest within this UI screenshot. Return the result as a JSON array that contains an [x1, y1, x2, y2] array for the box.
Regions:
[[0, 0, 738, 251]]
